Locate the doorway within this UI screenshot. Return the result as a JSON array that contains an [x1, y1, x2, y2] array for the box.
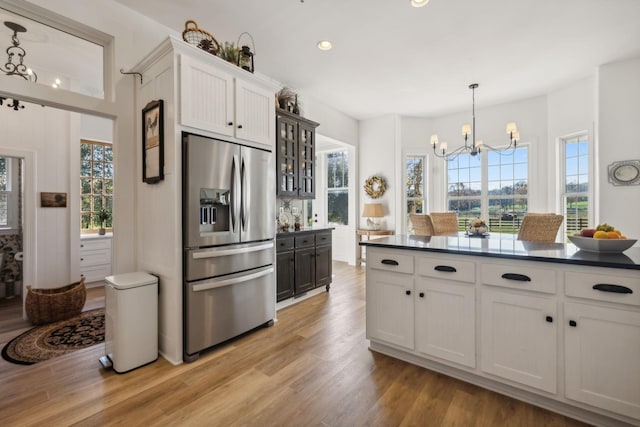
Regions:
[[0, 155, 25, 332], [0, 99, 113, 334]]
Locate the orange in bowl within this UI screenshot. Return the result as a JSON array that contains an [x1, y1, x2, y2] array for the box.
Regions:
[[606, 231, 620, 239], [593, 230, 608, 239]]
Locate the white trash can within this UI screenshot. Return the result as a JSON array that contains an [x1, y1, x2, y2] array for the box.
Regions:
[[103, 272, 158, 373]]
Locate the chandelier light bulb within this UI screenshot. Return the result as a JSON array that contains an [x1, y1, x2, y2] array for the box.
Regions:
[[430, 134, 439, 146], [55, 78, 61, 85], [506, 122, 518, 134], [462, 124, 471, 136]]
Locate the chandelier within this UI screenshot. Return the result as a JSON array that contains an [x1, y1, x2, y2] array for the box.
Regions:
[[1, 21, 38, 111], [430, 83, 520, 160]]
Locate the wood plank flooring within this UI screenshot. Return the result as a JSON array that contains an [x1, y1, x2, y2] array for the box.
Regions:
[[0, 263, 588, 426]]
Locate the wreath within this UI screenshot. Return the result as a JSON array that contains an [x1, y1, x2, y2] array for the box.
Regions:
[[364, 176, 386, 199]]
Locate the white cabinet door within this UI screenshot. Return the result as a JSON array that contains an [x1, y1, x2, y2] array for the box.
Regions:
[[480, 287, 557, 393], [565, 302, 640, 420], [180, 54, 234, 137], [366, 270, 414, 349], [415, 278, 475, 368], [235, 78, 275, 147]]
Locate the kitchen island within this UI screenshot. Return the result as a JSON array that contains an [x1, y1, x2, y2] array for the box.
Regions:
[[361, 234, 640, 427]]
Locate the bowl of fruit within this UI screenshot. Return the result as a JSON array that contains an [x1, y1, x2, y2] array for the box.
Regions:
[[569, 223, 637, 253]]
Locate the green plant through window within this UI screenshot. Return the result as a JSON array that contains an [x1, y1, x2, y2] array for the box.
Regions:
[[81, 140, 113, 232]]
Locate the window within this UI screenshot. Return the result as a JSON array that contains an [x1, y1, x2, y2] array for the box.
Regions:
[[0, 157, 11, 227], [561, 134, 589, 238], [405, 155, 426, 233], [0, 156, 21, 230], [447, 146, 529, 233], [326, 150, 349, 225], [80, 140, 113, 232]]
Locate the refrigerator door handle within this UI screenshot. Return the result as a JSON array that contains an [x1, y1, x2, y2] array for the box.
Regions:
[[230, 154, 241, 233], [191, 242, 274, 259], [192, 266, 274, 292], [241, 157, 249, 231]]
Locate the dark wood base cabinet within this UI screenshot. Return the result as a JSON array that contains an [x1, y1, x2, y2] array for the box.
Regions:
[[276, 229, 332, 302]]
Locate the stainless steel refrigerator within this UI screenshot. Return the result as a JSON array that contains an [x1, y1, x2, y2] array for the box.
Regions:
[[182, 132, 275, 362]]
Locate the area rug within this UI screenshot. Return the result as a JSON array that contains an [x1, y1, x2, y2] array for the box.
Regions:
[[1, 308, 104, 365]]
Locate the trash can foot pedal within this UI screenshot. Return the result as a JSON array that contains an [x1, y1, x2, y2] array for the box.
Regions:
[[99, 355, 113, 369]]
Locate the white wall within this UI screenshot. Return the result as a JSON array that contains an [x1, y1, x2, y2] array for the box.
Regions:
[[0, 103, 72, 287], [358, 115, 398, 231], [547, 77, 595, 218], [598, 57, 640, 240], [24, 0, 181, 280]]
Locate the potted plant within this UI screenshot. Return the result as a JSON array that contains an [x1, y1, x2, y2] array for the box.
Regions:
[[276, 87, 296, 110], [96, 208, 111, 235], [218, 41, 239, 64]]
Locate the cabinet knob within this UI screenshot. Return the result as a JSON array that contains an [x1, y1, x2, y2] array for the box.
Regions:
[[569, 320, 577, 327], [237, 124, 243, 129], [545, 316, 553, 323], [405, 290, 411, 296], [80, 244, 84, 248], [80, 258, 84, 261], [419, 292, 425, 298], [227, 122, 233, 126]]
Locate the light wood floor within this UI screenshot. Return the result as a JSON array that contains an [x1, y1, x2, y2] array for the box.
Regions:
[[0, 263, 588, 427]]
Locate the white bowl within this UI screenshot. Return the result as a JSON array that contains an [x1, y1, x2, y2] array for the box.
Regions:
[[568, 235, 637, 253]]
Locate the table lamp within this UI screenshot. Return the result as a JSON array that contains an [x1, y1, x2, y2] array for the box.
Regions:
[[362, 203, 384, 230]]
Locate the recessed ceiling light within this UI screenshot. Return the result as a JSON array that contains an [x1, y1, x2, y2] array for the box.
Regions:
[[411, 0, 430, 7], [317, 40, 332, 51]]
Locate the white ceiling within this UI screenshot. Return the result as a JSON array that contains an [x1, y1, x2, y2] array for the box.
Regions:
[[116, 1, 640, 120]]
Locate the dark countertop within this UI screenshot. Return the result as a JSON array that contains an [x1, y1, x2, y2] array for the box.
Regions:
[[277, 226, 335, 237], [360, 233, 640, 271]]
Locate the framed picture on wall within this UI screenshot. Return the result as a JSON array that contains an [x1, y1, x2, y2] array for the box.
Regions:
[[142, 99, 164, 184], [40, 192, 67, 208]]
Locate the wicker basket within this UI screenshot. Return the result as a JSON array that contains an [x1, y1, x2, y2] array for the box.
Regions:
[[25, 277, 87, 325], [182, 20, 220, 55]]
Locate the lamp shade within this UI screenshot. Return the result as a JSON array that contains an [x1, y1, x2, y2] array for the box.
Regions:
[[362, 203, 384, 218]]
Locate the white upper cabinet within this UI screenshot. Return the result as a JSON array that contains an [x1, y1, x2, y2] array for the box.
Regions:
[[180, 53, 275, 148], [180, 54, 234, 138]]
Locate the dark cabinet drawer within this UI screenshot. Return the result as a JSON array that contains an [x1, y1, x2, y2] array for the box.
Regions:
[[276, 236, 295, 252], [315, 231, 332, 246], [295, 234, 315, 249]]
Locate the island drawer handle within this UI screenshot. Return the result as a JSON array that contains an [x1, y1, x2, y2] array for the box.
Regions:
[[593, 284, 633, 294], [501, 273, 531, 282], [381, 259, 399, 266], [434, 265, 457, 273]]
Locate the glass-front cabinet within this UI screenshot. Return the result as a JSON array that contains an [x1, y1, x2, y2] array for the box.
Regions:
[[276, 108, 319, 199]]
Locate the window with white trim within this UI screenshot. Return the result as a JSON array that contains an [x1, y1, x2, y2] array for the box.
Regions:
[[80, 140, 113, 233], [0, 157, 10, 227], [447, 146, 529, 233], [326, 150, 349, 225], [561, 134, 589, 238], [0, 157, 20, 231], [405, 155, 426, 233]]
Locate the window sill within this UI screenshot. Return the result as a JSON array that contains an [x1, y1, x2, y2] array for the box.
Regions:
[[0, 228, 19, 236], [81, 233, 113, 240]]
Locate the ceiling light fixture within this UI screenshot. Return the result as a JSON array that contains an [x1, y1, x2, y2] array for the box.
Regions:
[[430, 83, 520, 160], [1, 21, 38, 111], [411, 0, 430, 7], [317, 40, 332, 51]]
